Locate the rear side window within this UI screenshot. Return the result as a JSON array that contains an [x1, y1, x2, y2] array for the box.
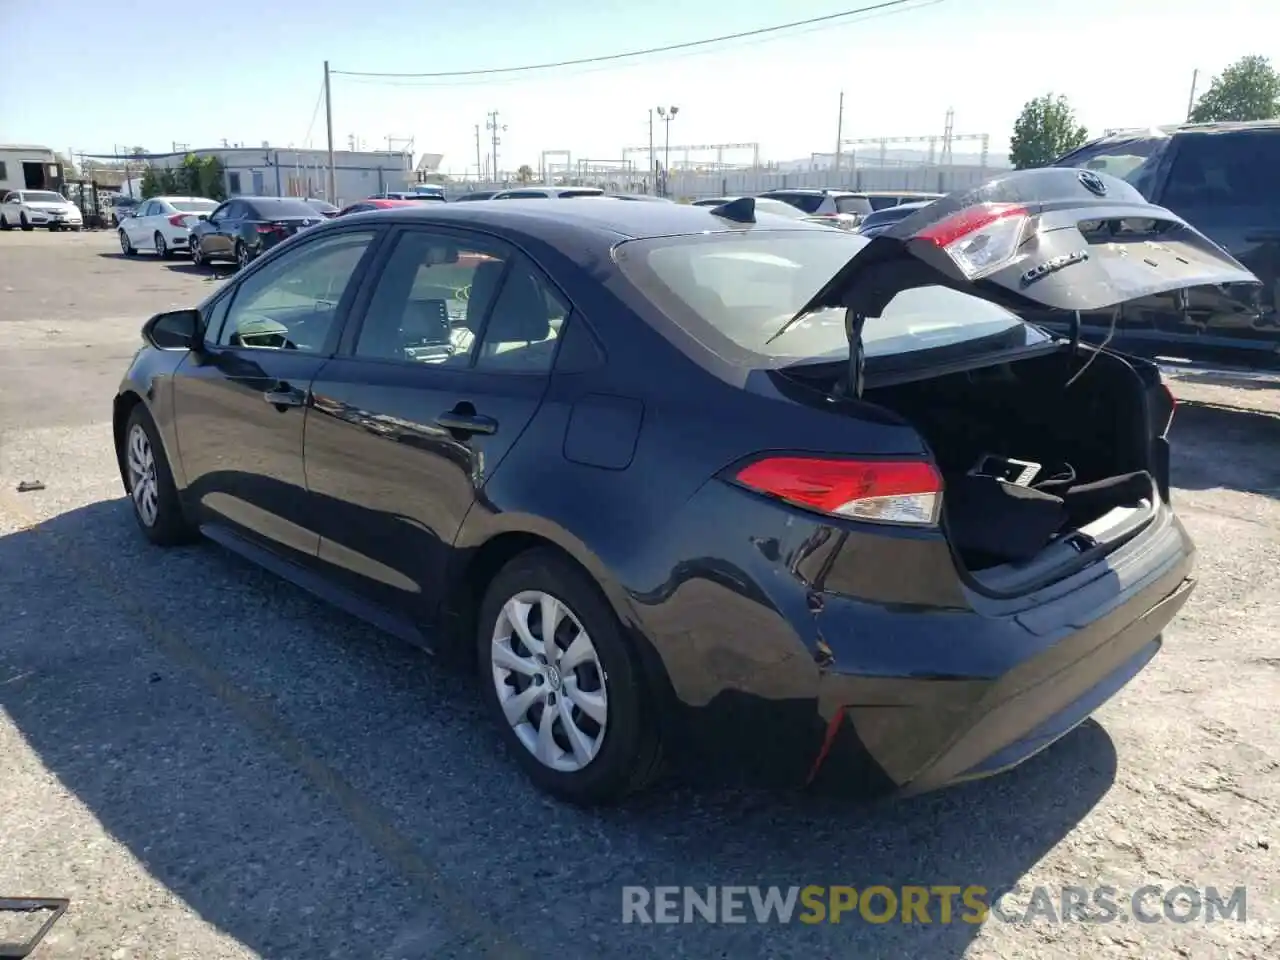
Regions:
[[558, 190, 604, 198], [1161, 131, 1280, 209], [835, 196, 874, 216]]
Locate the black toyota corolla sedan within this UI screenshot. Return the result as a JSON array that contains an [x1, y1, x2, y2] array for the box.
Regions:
[[113, 171, 1258, 805]]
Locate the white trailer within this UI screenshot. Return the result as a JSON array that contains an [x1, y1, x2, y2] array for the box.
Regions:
[[0, 144, 66, 194]]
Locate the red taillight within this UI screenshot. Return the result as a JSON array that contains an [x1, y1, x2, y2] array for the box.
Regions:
[[914, 202, 1030, 279], [734, 456, 942, 526], [256, 224, 279, 234], [168, 214, 188, 227]]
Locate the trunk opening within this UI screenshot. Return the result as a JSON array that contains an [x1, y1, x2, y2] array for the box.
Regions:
[[858, 345, 1165, 596]]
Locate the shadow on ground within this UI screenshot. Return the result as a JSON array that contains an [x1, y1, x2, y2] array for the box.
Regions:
[[0, 498, 1118, 959], [1170, 400, 1280, 498]]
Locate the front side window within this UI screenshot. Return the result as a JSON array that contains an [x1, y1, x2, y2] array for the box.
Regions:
[[1161, 130, 1280, 209], [615, 230, 1047, 365], [218, 231, 376, 351]]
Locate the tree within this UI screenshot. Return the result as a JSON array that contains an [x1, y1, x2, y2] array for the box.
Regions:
[[1009, 94, 1089, 170], [1189, 55, 1280, 123], [140, 155, 227, 200], [515, 164, 534, 183]]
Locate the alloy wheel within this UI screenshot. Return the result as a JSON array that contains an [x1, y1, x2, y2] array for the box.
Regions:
[[126, 423, 160, 527], [236, 242, 250, 269], [155, 233, 167, 257], [119, 230, 130, 255], [490, 590, 609, 772], [191, 240, 203, 265]]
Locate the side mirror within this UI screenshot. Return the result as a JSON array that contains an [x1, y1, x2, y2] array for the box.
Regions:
[[143, 309, 201, 351]]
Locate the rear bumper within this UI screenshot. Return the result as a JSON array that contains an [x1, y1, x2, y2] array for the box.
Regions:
[[639, 481, 1196, 794], [812, 568, 1192, 794]]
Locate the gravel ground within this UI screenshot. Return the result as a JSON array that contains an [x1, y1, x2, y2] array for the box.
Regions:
[[0, 229, 1276, 960]]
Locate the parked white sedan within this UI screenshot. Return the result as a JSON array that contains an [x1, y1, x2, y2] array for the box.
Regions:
[[118, 196, 219, 258], [0, 189, 84, 231]]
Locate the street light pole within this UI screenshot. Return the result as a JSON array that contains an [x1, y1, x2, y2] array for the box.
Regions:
[[323, 60, 336, 203], [648, 109, 655, 195], [656, 106, 679, 197]]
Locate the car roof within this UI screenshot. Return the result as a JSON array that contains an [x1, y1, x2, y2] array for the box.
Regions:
[[495, 186, 604, 195], [325, 199, 832, 263], [152, 195, 215, 202]]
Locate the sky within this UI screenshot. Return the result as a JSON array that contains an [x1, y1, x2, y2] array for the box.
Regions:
[[0, 0, 1273, 175]]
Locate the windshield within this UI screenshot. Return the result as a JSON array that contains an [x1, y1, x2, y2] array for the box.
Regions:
[[24, 191, 64, 204], [1053, 133, 1171, 199], [835, 196, 874, 216], [172, 200, 218, 213], [614, 230, 1046, 365]]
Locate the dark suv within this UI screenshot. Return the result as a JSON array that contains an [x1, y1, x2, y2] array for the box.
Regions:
[[1051, 121, 1280, 372]]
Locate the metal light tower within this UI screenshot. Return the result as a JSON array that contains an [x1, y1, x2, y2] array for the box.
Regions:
[[656, 106, 679, 197], [486, 111, 507, 184]]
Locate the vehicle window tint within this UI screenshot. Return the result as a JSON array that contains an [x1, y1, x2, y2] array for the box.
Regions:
[[473, 262, 566, 373], [218, 231, 376, 351], [835, 196, 874, 216], [558, 190, 604, 198], [354, 231, 509, 366], [772, 194, 824, 214], [501, 191, 550, 199], [867, 196, 901, 211], [1161, 131, 1280, 208]]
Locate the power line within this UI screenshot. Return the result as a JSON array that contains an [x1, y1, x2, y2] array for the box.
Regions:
[[330, 0, 937, 80], [303, 78, 325, 147]]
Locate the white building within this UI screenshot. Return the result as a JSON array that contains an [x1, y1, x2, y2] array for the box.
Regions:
[[0, 144, 66, 194], [143, 145, 422, 205]]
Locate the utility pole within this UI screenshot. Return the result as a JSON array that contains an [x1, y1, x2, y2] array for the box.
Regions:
[[486, 111, 505, 183], [323, 60, 337, 204], [475, 125, 483, 181], [1185, 68, 1199, 121], [648, 109, 655, 195], [833, 90, 844, 177]]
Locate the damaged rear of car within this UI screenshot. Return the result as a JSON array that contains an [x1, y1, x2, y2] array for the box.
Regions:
[[614, 168, 1258, 794]]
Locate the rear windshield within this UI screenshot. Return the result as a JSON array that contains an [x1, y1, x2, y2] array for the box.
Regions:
[[559, 190, 605, 198], [248, 197, 322, 218], [770, 193, 824, 214], [834, 196, 874, 216], [614, 231, 1045, 365], [1053, 133, 1171, 198], [172, 200, 218, 213]]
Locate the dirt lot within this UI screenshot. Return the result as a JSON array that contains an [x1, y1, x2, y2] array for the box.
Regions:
[[0, 228, 1276, 959]]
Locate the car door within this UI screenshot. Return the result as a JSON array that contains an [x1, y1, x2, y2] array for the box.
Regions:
[[170, 227, 383, 561], [304, 225, 567, 628], [124, 199, 152, 243], [193, 200, 228, 256]]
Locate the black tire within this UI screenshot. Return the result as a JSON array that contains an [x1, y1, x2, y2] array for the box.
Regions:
[[20, 213, 32, 231], [0, 214, 10, 230], [119, 229, 136, 256], [121, 405, 198, 547], [155, 232, 173, 259], [235, 240, 251, 270], [476, 549, 664, 806], [190, 238, 205, 266], [72, 225, 83, 232]]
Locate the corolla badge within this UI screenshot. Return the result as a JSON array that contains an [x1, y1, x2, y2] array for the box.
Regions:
[[1077, 170, 1108, 196]]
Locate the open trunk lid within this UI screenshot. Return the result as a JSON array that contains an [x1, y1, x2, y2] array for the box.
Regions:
[[770, 168, 1260, 394]]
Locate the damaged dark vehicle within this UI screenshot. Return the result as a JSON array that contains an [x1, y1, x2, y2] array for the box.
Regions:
[[113, 172, 1258, 806]]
